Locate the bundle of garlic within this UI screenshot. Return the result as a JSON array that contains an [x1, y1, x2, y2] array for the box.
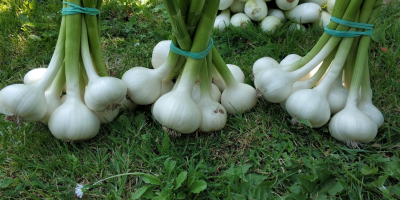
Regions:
[[214, 0, 336, 32], [122, 0, 257, 134], [253, 0, 383, 148], [0, 0, 127, 141]]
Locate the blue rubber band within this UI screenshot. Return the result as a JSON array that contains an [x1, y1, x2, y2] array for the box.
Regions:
[[62, 2, 100, 16], [169, 38, 214, 59], [324, 17, 373, 37]]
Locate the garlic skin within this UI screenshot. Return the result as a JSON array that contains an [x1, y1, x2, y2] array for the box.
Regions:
[[192, 83, 221, 103], [328, 77, 348, 114], [95, 107, 119, 123], [23, 68, 47, 85], [285, 89, 331, 128], [326, 0, 335, 14], [84, 77, 127, 111], [0, 91, 13, 116], [48, 96, 100, 141], [280, 54, 302, 67], [197, 97, 227, 132], [329, 106, 377, 147], [151, 40, 171, 69], [152, 90, 201, 134], [0, 84, 47, 122], [244, 0, 268, 21], [357, 98, 384, 128], [221, 83, 257, 114], [276, 0, 299, 10], [122, 67, 163, 105]]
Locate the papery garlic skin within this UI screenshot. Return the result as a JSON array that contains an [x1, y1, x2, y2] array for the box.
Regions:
[[192, 83, 221, 103], [221, 83, 257, 114], [0, 91, 13, 116], [24, 68, 47, 85], [329, 106, 377, 147], [161, 79, 174, 96], [119, 95, 138, 110], [230, 13, 251, 28], [122, 67, 163, 105], [84, 77, 127, 111], [151, 40, 171, 69], [244, 0, 268, 21], [41, 90, 62, 123], [0, 84, 47, 122], [152, 91, 201, 134], [214, 9, 231, 31], [48, 97, 100, 141], [197, 97, 227, 132], [219, 0, 234, 10], [267, 8, 285, 22], [95, 107, 120, 123], [230, 0, 245, 13], [285, 89, 330, 128], [260, 16, 281, 33]]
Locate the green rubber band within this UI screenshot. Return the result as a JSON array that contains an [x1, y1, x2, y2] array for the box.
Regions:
[[62, 2, 100, 16], [325, 17, 373, 37], [170, 38, 214, 59]]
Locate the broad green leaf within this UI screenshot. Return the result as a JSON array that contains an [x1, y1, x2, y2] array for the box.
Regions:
[[142, 174, 162, 186], [187, 176, 195, 188], [188, 180, 207, 194], [247, 174, 268, 186], [164, 158, 176, 178], [328, 181, 344, 196], [0, 178, 13, 188], [381, 157, 400, 177], [131, 186, 149, 199], [361, 165, 379, 175], [153, 194, 168, 200], [298, 175, 317, 192], [371, 25, 385, 43], [369, 175, 389, 188], [175, 171, 187, 190], [142, 187, 156, 199], [389, 182, 400, 196], [176, 192, 186, 199], [253, 181, 274, 200]]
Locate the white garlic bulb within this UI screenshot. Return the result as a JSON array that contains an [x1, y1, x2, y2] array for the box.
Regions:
[[23, 68, 47, 85], [151, 40, 171, 69], [95, 107, 120, 123], [192, 82, 221, 103], [221, 83, 257, 114]]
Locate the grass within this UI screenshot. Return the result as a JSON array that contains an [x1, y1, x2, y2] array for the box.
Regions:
[[0, 0, 400, 199]]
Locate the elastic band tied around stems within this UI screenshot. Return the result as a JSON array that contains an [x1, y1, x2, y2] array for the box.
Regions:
[[170, 38, 214, 59], [325, 17, 374, 37], [62, 1, 100, 16]]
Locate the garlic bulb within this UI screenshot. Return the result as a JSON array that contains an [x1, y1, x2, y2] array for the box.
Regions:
[[230, 13, 251, 28], [152, 90, 201, 133], [327, 0, 335, 14], [280, 54, 302, 67], [285, 89, 330, 127], [23, 68, 47, 85], [255, 67, 294, 103], [267, 8, 285, 22], [161, 79, 175, 96], [48, 94, 100, 141], [316, 11, 332, 28], [95, 107, 120, 123], [302, 0, 328, 7], [219, 0, 234, 10], [192, 82, 221, 103], [276, 0, 299, 10], [197, 95, 227, 132], [214, 9, 231, 31], [221, 83, 257, 114], [244, 0, 268, 21], [284, 2, 322, 24], [357, 98, 384, 128], [0, 91, 12, 116], [260, 16, 281, 33], [327, 73, 348, 114], [151, 40, 171, 69], [329, 106, 377, 148], [252, 57, 280, 79], [230, 0, 245, 13], [81, 22, 127, 112], [0, 84, 48, 122]]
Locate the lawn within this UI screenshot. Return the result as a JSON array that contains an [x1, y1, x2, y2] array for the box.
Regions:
[[0, 0, 399, 199]]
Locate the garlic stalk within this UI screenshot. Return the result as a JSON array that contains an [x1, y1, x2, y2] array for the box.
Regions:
[[81, 19, 127, 112], [213, 47, 257, 114], [48, 4, 100, 141], [285, 33, 356, 127], [197, 54, 227, 132], [0, 15, 66, 122]]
